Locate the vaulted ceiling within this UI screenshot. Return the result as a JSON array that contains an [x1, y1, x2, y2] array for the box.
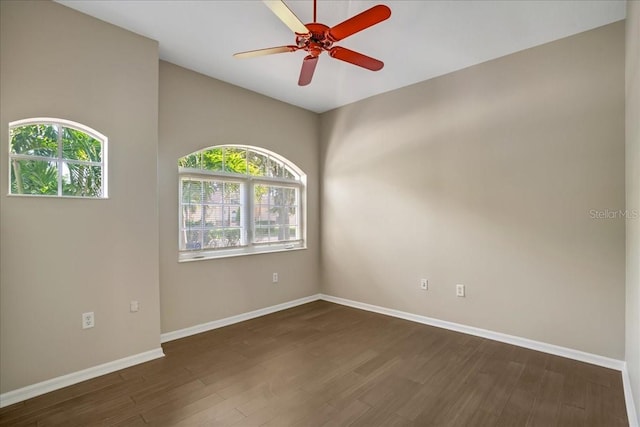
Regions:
[[57, 0, 626, 113]]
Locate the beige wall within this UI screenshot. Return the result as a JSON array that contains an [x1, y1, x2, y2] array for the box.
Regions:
[[0, 0, 630, 402], [320, 22, 626, 359], [0, 1, 161, 393], [626, 0, 640, 419], [158, 62, 320, 334]]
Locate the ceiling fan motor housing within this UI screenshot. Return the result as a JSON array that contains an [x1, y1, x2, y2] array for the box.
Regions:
[[296, 23, 334, 56]]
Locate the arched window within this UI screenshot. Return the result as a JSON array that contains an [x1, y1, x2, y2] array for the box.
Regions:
[[178, 145, 306, 260], [8, 118, 107, 198]]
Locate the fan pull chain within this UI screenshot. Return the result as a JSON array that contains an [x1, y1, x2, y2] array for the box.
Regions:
[[314, 0, 317, 23]]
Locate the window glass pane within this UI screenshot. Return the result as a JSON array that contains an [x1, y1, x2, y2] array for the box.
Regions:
[[203, 181, 223, 204], [254, 184, 268, 204], [204, 205, 222, 226], [254, 226, 270, 243], [270, 186, 297, 207], [179, 152, 201, 169], [224, 182, 241, 204], [201, 148, 223, 171], [181, 230, 203, 250], [62, 127, 101, 162], [182, 179, 203, 203], [288, 226, 299, 239], [247, 151, 268, 177], [223, 206, 242, 226], [267, 208, 281, 224], [268, 158, 285, 178], [253, 184, 299, 243], [225, 229, 242, 247], [180, 177, 246, 251], [272, 187, 296, 206], [286, 207, 298, 225], [223, 148, 247, 174], [254, 226, 295, 242], [203, 229, 222, 249], [10, 159, 58, 195], [182, 203, 203, 227], [284, 166, 297, 180], [202, 228, 242, 249], [62, 163, 102, 197], [254, 204, 271, 224], [10, 124, 58, 157]]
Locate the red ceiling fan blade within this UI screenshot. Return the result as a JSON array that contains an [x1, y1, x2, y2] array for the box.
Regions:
[[329, 5, 391, 42], [298, 55, 318, 86], [329, 46, 383, 71], [234, 45, 298, 58], [263, 0, 310, 35]]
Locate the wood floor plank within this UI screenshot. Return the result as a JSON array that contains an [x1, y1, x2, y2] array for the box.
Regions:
[[558, 403, 587, 427], [495, 387, 538, 426], [0, 371, 125, 422], [0, 301, 630, 426], [525, 369, 565, 427], [142, 389, 225, 424], [435, 370, 495, 426], [477, 360, 525, 416], [464, 408, 500, 427], [411, 351, 492, 425], [321, 400, 371, 427], [585, 381, 628, 427]]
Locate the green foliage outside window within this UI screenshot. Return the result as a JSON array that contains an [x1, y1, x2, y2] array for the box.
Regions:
[[10, 122, 104, 197]]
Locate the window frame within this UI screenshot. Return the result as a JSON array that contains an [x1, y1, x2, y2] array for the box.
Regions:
[[7, 118, 108, 199], [178, 145, 306, 261]]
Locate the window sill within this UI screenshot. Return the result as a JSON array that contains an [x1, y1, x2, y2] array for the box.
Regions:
[[7, 193, 109, 199], [178, 244, 307, 262]]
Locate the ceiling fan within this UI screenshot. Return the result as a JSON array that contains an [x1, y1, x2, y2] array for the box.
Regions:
[[234, 0, 391, 86]]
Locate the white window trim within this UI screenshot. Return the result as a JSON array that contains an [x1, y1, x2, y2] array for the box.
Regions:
[[178, 146, 307, 261], [8, 117, 108, 199]]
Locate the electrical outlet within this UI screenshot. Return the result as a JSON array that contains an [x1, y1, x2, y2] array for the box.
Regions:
[[456, 284, 465, 297], [130, 300, 139, 312], [420, 278, 428, 290], [272, 272, 279, 283], [82, 312, 95, 329]]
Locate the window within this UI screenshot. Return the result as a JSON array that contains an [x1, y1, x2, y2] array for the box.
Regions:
[[8, 118, 107, 198], [178, 145, 305, 260]]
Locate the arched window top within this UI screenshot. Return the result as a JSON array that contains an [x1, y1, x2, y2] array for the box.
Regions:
[[8, 118, 108, 198], [11, 117, 107, 142], [178, 145, 304, 182]]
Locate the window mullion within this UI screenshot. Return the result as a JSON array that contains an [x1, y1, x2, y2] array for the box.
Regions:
[[57, 125, 63, 196], [200, 179, 205, 251], [102, 130, 108, 198], [246, 180, 254, 246]]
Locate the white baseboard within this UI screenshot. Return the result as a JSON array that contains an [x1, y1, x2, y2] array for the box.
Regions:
[[2, 293, 636, 426], [622, 363, 640, 427], [0, 348, 165, 408], [320, 294, 640, 426], [160, 294, 322, 343], [319, 294, 625, 370]]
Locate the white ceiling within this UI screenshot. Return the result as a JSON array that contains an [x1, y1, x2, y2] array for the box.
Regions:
[[57, 0, 626, 113]]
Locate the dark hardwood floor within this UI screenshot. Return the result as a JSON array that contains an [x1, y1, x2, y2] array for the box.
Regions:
[[0, 300, 629, 426]]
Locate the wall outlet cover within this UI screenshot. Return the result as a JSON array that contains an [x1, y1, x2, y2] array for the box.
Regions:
[[82, 312, 95, 329]]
